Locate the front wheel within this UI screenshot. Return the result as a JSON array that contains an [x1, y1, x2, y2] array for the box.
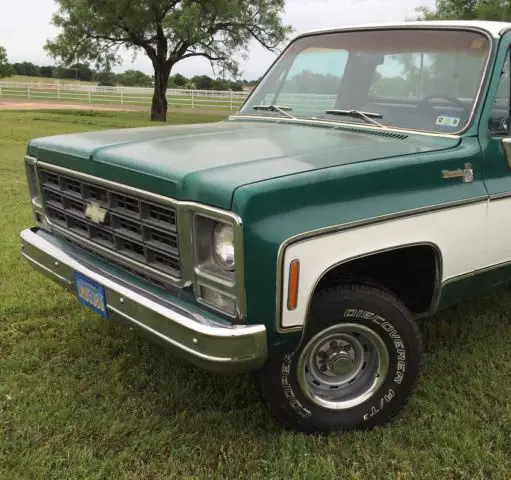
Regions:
[[255, 284, 422, 434]]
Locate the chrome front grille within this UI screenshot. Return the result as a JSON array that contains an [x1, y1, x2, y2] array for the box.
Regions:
[[39, 168, 181, 279]]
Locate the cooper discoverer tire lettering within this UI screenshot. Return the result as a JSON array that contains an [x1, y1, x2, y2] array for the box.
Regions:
[[254, 283, 422, 434]]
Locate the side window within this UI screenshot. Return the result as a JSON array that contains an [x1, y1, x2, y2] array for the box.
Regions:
[[489, 54, 510, 135]]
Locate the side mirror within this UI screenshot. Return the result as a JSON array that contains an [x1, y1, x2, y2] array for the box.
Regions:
[[489, 116, 510, 135], [498, 117, 509, 132]]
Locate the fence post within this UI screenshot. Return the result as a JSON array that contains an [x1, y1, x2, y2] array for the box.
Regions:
[[57, 85, 61, 101], [0, 87, 2, 99], [121, 91, 124, 105], [191, 91, 195, 109], [230, 91, 233, 110], [27, 85, 31, 100], [88, 91, 91, 104]]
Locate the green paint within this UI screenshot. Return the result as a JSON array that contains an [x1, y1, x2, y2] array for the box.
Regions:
[[438, 262, 511, 310], [28, 120, 459, 210]]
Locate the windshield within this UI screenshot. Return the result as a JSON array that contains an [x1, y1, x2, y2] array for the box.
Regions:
[[240, 29, 491, 134]]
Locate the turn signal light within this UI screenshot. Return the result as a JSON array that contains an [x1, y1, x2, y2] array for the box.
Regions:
[[287, 260, 300, 311]]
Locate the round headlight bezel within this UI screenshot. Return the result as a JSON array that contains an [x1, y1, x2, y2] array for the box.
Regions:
[[212, 223, 235, 271]]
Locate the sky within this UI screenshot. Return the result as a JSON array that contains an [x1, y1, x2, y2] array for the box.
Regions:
[[0, 0, 436, 80]]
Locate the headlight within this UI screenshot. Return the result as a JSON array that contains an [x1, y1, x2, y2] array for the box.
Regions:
[[193, 213, 242, 318], [194, 215, 236, 278], [212, 223, 235, 271]]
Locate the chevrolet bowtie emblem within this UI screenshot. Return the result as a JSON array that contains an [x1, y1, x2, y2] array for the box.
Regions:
[[84, 202, 107, 224]]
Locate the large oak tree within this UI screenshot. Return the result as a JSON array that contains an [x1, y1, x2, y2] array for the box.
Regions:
[[45, 0, 291, 121]]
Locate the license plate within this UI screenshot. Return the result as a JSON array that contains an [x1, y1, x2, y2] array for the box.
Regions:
[[74, 272, 108, 318]]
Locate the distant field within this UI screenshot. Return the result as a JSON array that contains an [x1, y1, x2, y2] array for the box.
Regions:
[[0, 109, 510, 479], [6, 75, 98, 85], [0, 83, 246, 111]]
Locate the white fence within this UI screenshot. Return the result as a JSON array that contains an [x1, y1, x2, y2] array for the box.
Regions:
[[0, 82, 250, 111]]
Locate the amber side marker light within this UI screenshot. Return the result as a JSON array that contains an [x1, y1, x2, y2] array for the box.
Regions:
[[287, 260, 300, 311]]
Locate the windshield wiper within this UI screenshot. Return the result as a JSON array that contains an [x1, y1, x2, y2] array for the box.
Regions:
[[325, 109, 384, 127], [253, 104, 296, 119]]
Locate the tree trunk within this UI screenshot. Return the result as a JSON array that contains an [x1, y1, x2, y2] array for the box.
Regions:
[[150, 63, 171, 122]]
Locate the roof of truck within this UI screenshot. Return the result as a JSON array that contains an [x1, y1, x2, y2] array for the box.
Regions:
[[294, 20, 511, 40]]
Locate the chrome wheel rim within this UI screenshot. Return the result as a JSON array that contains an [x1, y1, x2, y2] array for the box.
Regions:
[[297, 323, 390, 411]]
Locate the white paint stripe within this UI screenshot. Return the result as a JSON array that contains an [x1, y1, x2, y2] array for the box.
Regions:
[[281, 201, 493, 328]]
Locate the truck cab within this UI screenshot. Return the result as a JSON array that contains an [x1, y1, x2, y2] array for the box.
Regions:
[[20, 20, 511, 434]]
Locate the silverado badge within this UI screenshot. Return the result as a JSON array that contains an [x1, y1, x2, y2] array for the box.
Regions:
[[441, 163, 474, 183], [84, 202, 107, 224]]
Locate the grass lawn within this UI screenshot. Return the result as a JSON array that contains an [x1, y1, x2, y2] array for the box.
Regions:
[[1, 110, 511, 479]]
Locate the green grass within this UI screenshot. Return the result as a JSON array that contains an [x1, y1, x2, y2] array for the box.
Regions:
[[1, 109, 511, 479]]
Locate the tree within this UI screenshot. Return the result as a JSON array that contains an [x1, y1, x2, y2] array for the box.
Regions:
[[12, 61, 40, 77], [416, 0, 511, 21], [172, 73, 187, 87], [71, 62, 95, 81], [116, 69, 153, 87], [192, 74, 214, 90], [44, 0, 291, 121], [0, 47, 15, 79], [54, 62, 95, 81], [40, 65, 54, 78], [230, 81, 243, 91], [96, 69, 117, 86]]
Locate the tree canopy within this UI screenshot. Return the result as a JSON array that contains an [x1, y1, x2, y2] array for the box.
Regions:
[[45, 0, 292, 121], [116, 69, 153, 87], [417, 0, 511, 21], [0, 47, 15, 79], [7, 58, 256, 89]]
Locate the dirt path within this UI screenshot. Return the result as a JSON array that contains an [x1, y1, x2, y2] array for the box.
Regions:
[[0, 99, 231, 116], [0, 99, 131, 112]]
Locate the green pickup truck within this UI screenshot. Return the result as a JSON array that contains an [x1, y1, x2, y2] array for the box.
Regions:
[[20, 20, 511, 434]]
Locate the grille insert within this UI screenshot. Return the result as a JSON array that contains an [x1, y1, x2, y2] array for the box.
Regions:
[[40, 170, 60, 188], [84, 184, 108, 205], [61, 176, 82, 196], [39, 168, 181, 279], [112, 192, 140, 217], [143, 202, 176, 228]]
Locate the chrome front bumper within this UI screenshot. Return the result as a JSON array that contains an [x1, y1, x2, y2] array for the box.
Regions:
[[20, 227, 267, 374]]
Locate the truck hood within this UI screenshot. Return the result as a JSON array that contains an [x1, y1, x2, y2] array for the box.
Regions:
[[28, 119, 459, 209]]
